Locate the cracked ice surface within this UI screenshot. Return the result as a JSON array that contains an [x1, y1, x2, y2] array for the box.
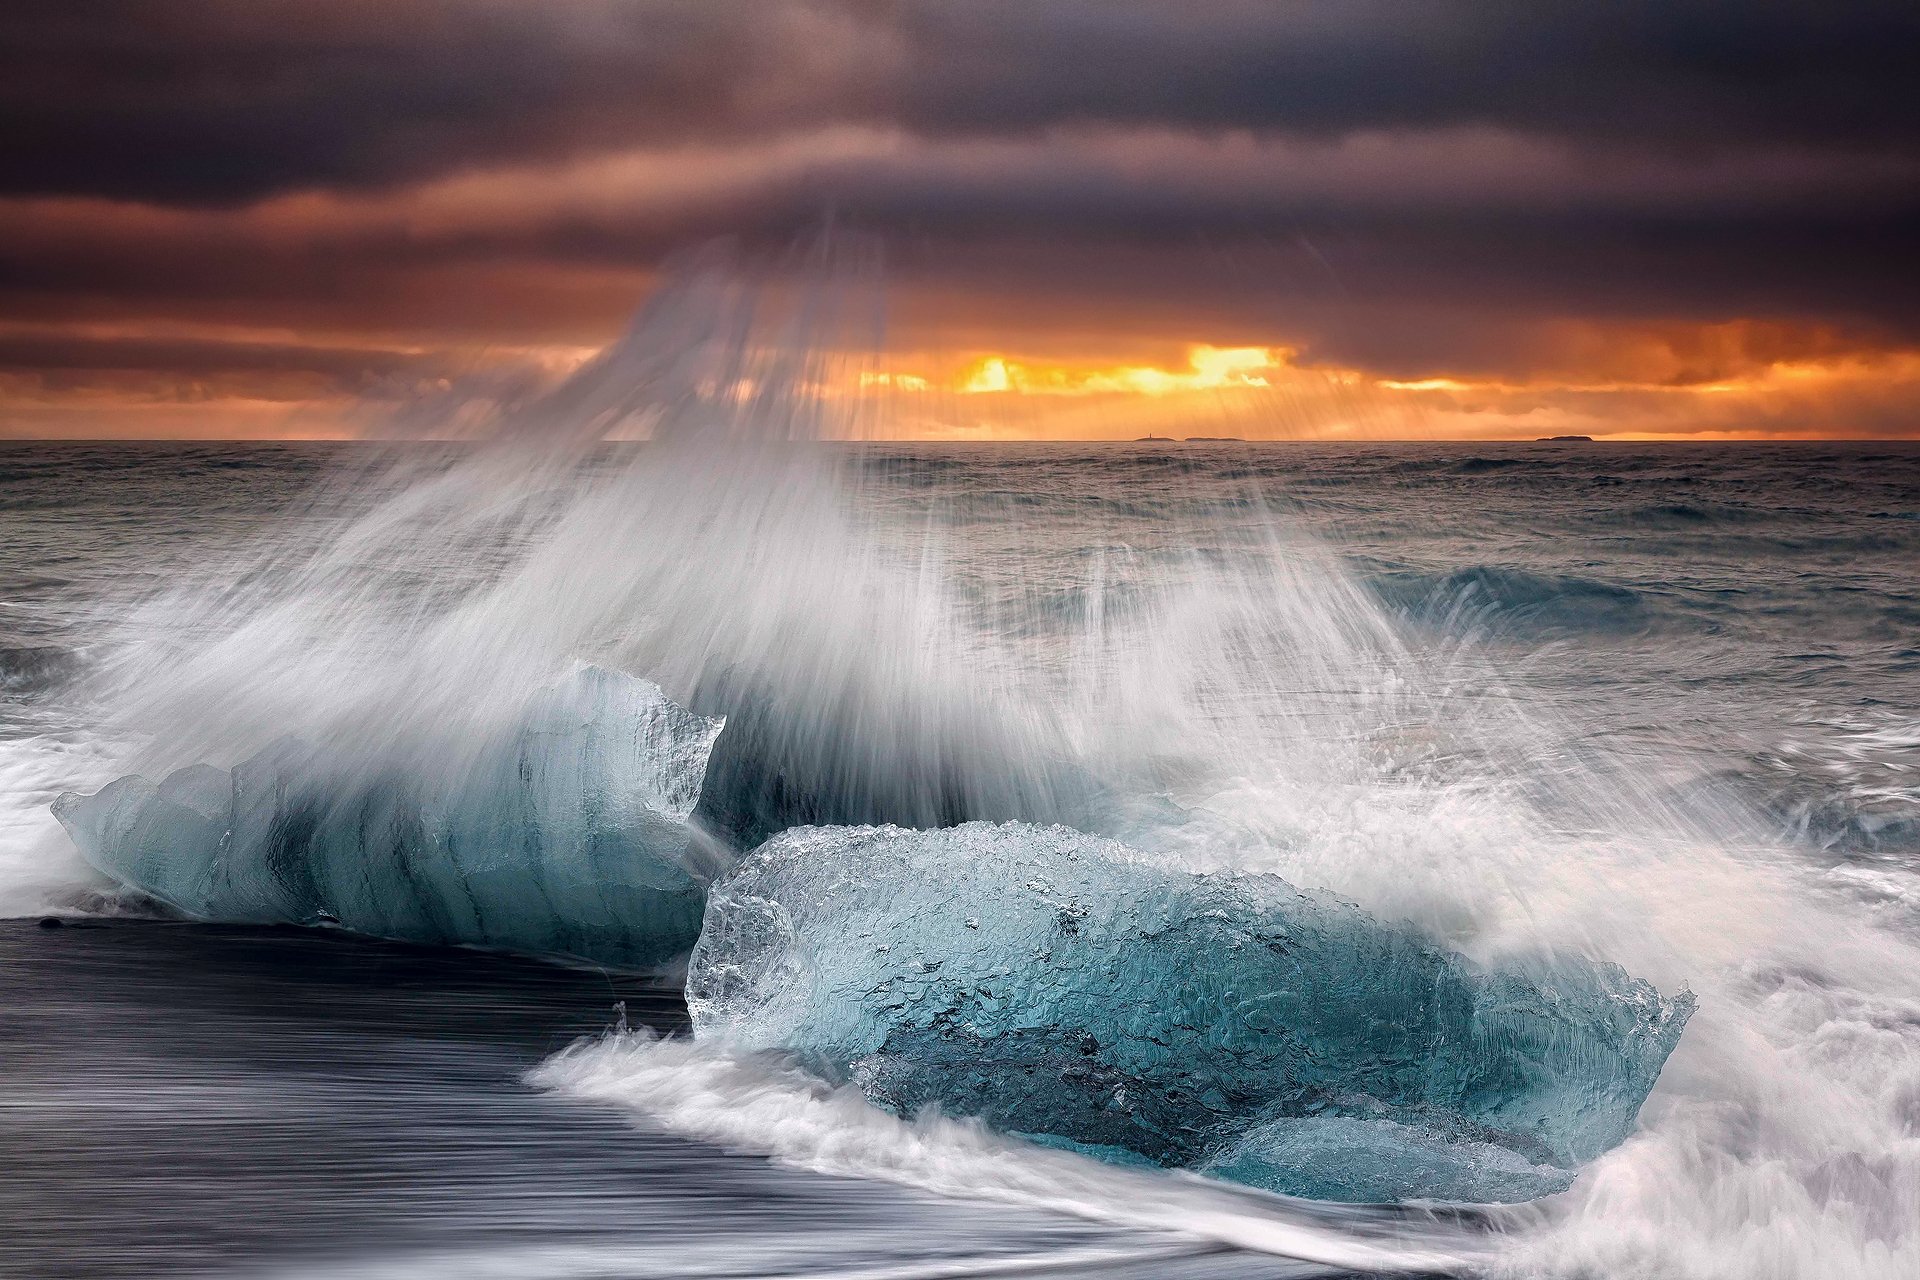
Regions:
[[687, 821, 1693, 1203]]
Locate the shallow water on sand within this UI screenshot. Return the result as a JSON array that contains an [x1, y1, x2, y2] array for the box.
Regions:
[[0, 918, 1432, 1279]]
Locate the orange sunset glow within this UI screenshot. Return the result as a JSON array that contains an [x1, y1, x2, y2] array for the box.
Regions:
[[8, 308, 1917, 441]]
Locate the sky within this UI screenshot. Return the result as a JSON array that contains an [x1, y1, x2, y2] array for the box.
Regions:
[[2, 1, 1916, 441]]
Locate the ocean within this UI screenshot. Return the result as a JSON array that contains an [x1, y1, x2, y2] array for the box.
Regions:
[[1, 437, 1916, 1279]]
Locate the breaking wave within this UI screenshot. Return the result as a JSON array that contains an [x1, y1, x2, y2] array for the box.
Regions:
[[28, 248, 1920, 1275]]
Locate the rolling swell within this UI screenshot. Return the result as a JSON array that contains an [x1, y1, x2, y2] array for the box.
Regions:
[[1369, 565, 1653, 637]]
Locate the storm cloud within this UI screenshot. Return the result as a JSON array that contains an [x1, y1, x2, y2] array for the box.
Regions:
[[7, 2, 1917, 203], [1, 1, 1915, 437]]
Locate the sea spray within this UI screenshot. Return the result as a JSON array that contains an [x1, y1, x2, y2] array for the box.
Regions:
[[33, 247, 1919, 1272], [54, 665, 722, 966], [80, 244, 1100, 873]]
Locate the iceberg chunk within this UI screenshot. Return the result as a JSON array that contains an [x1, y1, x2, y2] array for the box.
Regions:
[[54, 666, 725, 967], [687, 822, 1693, 1203], [685, 667, 1112, 851]]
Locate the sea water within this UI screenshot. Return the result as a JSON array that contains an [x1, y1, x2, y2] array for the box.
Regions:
[[1, 260, 1916, 1277]]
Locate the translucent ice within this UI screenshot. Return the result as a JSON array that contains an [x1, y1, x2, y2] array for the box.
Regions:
[[54, 666, 724, 967], [687, 822, 1693, 1203]]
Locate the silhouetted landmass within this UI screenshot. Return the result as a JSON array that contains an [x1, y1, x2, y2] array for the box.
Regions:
[[1536, 435, 1594, 442], [1134, 435, 1174, 442]]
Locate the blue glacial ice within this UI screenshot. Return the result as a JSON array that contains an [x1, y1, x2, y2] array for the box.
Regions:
[[53, 666, 725, 967], [687, 821, 1694, 1204]]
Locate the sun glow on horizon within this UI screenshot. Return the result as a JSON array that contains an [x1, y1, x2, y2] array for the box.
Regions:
[[955, 345, 1285, 397], [6, 318, 1918, 442]]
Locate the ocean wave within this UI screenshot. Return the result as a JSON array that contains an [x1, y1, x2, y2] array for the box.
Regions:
[[1448, 457, 1533, 475], [1613, 501, 1772, 529], [0, 644, 82, 696], [1367, 566, 1653, 637], [52, 666, 723, 968], [9, 262, 1918, 1279]]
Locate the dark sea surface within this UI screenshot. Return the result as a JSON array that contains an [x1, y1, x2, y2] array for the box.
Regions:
[[1, 440, 1916, 1278]]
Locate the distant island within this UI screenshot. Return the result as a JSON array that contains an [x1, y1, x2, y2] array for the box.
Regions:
[[1536, 435, 1594, 442], [1134, 435, 1174, 441]]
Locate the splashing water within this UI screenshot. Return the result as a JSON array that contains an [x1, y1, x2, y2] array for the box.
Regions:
[[28, 248, 1920, 1276], [530, 1027, 1492, 1274]]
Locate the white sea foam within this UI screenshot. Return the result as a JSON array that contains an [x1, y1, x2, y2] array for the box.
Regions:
[[0, 733, 115, 916], [530, 1030, 1487, 1275]]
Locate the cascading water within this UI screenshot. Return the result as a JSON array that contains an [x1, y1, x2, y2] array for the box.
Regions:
[[30, 249, 1920, 1275]]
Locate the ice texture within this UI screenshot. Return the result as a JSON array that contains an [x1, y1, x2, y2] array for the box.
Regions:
[[54, 666, 724, 967], [687, 822, 1694, 1203]]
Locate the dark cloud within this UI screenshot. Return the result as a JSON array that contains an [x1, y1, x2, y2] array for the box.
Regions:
[[3, 2, 1915, 205], [0, 332, 425, 380], [894, 1, 1920, 150], [0, 1, 895, 204], [2, 130, 1909, 367]]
